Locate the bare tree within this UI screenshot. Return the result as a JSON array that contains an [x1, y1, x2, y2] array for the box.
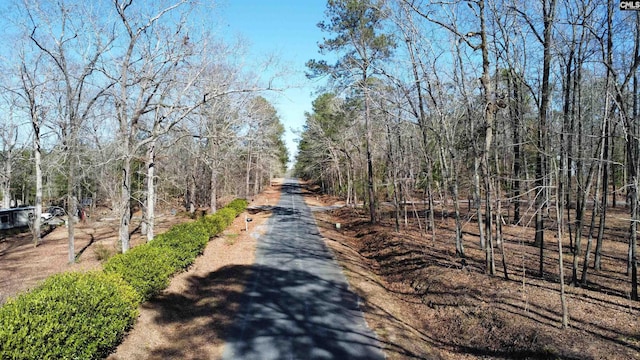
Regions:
[[0, 107, 18, 210], [510, 0, 557, 276], [240, 96, 288, 198], [16, 53, 47, 246], [24, 0, 115, 262], [552, 156, 570, 328], [109, 0, 207, 251], [405, 0, 502, 272]]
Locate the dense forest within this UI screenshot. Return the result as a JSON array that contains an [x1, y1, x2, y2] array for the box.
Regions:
[[294, 0, 640, 315], [0, 1, 288, 260]]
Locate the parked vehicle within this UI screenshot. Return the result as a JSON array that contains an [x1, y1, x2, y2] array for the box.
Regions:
[[0, 207, 35, 230], [44, 206, 66, 217]]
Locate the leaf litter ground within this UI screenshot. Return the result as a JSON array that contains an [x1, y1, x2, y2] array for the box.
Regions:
[[2, 180, 639, 359], [307, 185, 640, 360]]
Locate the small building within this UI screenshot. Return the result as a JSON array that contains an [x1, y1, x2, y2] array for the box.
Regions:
[[0, 207, 35, 230]]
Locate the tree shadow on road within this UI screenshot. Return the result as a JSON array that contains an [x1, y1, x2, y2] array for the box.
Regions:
[[144, 263, 421, 359], [144, 264, 252, 359]]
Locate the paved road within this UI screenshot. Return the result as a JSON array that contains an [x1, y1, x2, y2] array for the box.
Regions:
[[222, 179, 385, 360]]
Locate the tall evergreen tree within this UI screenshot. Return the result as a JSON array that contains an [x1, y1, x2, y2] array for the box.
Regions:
[[307, 0, 394, 224]]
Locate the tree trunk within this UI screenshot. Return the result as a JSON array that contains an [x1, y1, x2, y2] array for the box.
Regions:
[[146, 140, 156, 242], [595, 128, 614, 269], [535, 0, 557, 277], [345, 153, 353, 206], [584, 58, 612, 284], [426, 156, 436, 234], [245, 141, 252, 198], [253, 152, 261, 196], [510, 72, 522, 225], [119, 155, 131, 253], [477, 0, 496, 276], [333, 149, 344, 197], [189, 170, 197, 215], [364, 72, 376, 224], [67, 129, 77, 262], [561, 44, 575, 255], [621, 5, 640, 300], [25, 89, 42, 246], [452, 174, 464, 257], [556, 165, 570, 328], [484, 157, 495, 275], [627, 99, 639, 299], [33, 133, 42, 246], [210, 167, 218, 213], [497, 198, 508, 280], [630, 182, 638, 300], [1, 150, 10, 209], [405, 26, 435, 234], [581, 173, 601, 287], [496, 149, 508, 280], [596, 1, 616, 270], [474, 157, 486, 250], [611, 134, 617, 209], [572, 58, 593, 286], [385, 121, 400, 232]]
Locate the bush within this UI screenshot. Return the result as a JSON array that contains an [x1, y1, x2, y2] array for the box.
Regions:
[[103, 244, 177, 301], [216, 207, 237, 226], [226, 198, 248, 215], [0, 271, 139, 360], [199, 215, 225, 237], [149, 223, 209, 269], [104, 198, 247, 302], [199, 199, 247, 237], [198, 199, 247, 238], [0, 198, 249, 360]]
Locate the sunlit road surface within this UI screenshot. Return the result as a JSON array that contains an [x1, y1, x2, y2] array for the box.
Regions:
[[222, 178, 385, 360]]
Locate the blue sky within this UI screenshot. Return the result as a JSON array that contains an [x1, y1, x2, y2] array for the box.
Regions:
[[217, 0, 330, 165], [0, 0, 328, 163]]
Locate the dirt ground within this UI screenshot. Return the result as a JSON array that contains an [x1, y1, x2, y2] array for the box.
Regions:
[[3, 179, 640, 359], [0, 180, 280, 359], [0, 211, 184, 305], [305, 185, 640, 360], [107, 181, 282, 359]]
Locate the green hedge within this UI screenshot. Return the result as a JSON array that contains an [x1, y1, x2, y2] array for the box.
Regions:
[[199, 213, 225, 236], [0, 198, 248, 359], [197, 200, 247, 237], [103, 244, 178, 302], [215, 207, 237, 225], [0, 272, 140, 360], [149, 222, 209, 270], [101, 198, 248, 302], [226, 198, 249, 214]]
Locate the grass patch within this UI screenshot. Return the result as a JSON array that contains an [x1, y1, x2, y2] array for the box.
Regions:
[[224, 233, 239, 245], [93, 243, 116, 263]]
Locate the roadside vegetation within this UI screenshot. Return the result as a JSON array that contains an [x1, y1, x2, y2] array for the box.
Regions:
[[0, 199, 247, 359], [297, 0, 640, 357], [0, 0, 287, 260]]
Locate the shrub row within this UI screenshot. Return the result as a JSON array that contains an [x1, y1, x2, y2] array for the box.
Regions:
[[0, 199, 247, 359], [226, 198, 249, 215], [103, 244, 177, 301], [104, 199, 247, 301], [0, 272, 140, 360]]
